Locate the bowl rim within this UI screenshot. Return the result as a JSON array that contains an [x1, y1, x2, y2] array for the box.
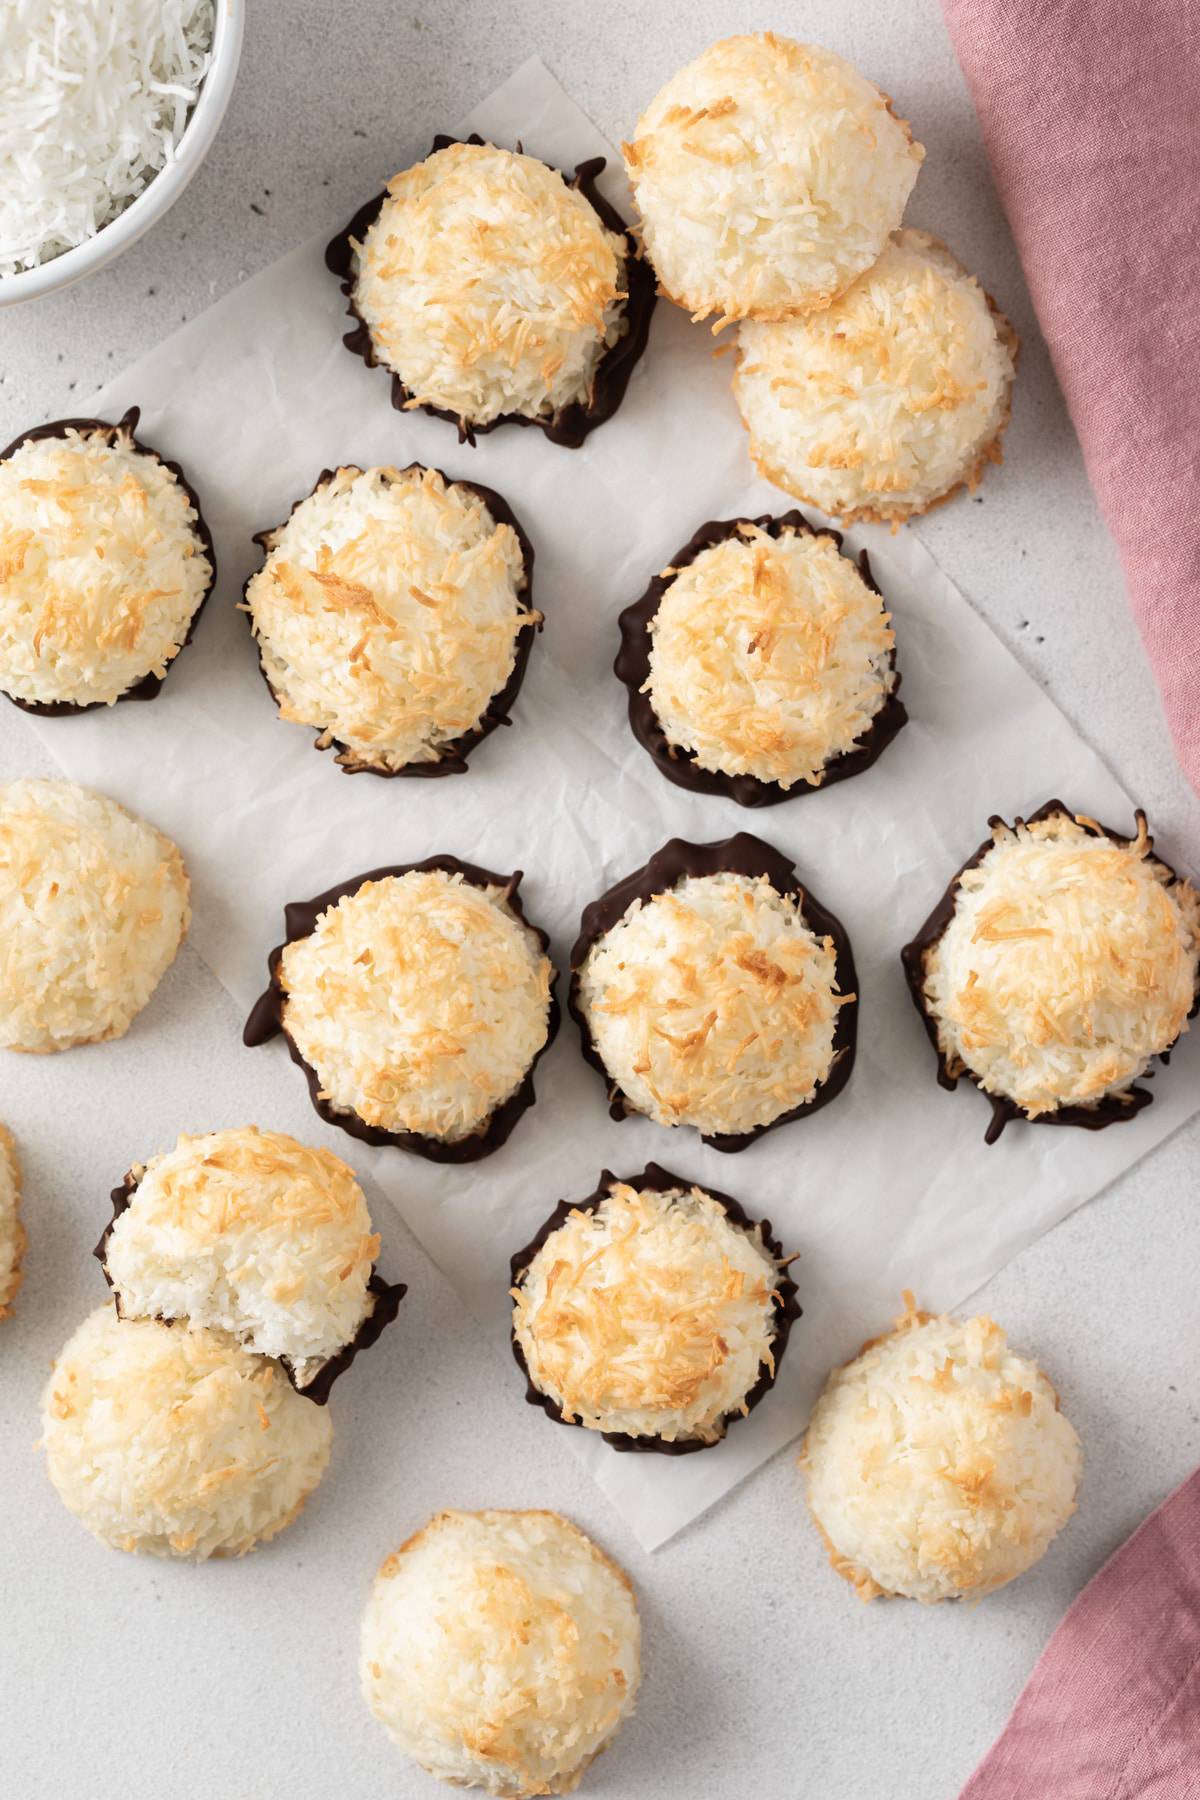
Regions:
[[0, 0, 245, 308]]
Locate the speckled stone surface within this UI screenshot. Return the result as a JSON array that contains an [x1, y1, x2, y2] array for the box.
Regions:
[[2, 5, 1199, 1798]]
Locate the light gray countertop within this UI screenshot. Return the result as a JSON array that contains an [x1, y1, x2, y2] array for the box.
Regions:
[[2, 5, 1198, 1798]]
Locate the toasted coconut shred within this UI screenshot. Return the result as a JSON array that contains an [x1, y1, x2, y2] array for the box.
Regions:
[[245, 465, 533, 771], [41, 1306, 333, 1559], [734, 230, 1017, 523], [0, 426, 212, 707], [923, 810, 1200, 1117], [104, 1126, 379, 1386], [623, 33, 923, 325], [802, 1302, 1081, 1603], [0, 1123, 25, 1318], [0, 777, 189, 1053], [514, 1181, 783, 1443], [279, 870, 554, 1143], [353, 142, 629, 428], [647, 523, 895, 788], [577, 871, 847, 1137], [361, 1508, 640, 1797]]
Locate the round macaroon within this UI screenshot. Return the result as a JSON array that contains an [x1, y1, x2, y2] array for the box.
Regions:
[[903, 803, 1200, 1141], [332, 138, 652, 443], [0, 409, 213, 710], [511, 1166, 799, 1450], [623, 34, 923, 325], [244, 860, 557, 1162], [734, 230, 1018, 523], [0, 1124, 25, 1319], [802, 1297, 1081, 1602], [41, 1306, 333, 1559], [616, 513, 904, 803], [99, 1126, 403, 1397], [571, 835, 857, 1149], [0, 778, 189, 1054], [361, 1509, 640, 1795], [244, 464, 538, 776]]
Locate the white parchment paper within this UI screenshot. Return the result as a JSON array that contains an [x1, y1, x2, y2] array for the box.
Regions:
[[13, 59, 1199, 1550]]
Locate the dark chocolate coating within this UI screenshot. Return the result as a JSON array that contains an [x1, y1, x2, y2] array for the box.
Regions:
[[244, 855, 560, 1163], [615, 512, 908, 807], [0, 406, 216, 715], [568, 833, 858, 1152], [243, 462, 538, 778], [95, 1168, 406, 1405], [324, 135, 657, 447], [901, 799, 1200, 1143], [509, 1161, 801, 1455]]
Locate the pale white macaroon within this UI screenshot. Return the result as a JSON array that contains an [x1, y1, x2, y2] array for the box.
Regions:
[[0, 1124, 25, 1318], [576, 871, 850, 1138], [103, 1126, 380, 1388], [279, 869, 554, 1143], [921, 809, 1200, 1119], [0, 423, 211, 707], [352, 142, 629, 429], [361, 1509, 640, 1795], [647, 522, 896, 789], [734, 230, 1018, 523], [244, 465, 534, 773], [623, 34, 923, 325], [802, 1299, 1081, 1602], [0, 778, 189, 1054], [514, 1179, 785, 1444], [41, 1306, 333, 1559]]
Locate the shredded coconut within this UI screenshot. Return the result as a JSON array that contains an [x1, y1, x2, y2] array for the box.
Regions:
[[244, 465, 533, 772], [623, 34, 922, 325], [353, 142, 629, 428], [362, 1509, 640, 1796], [734, 230, 1017, 522], [0, 777, 189, 1053], [803, 1299, 1081, 1602], [0, 1124, 25, 1318]]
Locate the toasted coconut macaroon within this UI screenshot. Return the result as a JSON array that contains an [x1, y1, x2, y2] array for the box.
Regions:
[[0, 408, 214, 712], [244, 857, 558, 1163], [326, 135, 656, 446], [98, 1127, 405, 1401], [623, 34, 923, 326], [616, 512, 906, 806], [361, 1509, 640, 1795], [0, 1125, 25, 1318], [570, 835, 857, 1150], [802, 1297, 1081, 1603], [41, 1306, 333, 1559], [903, 801, 1200, 1143], [243, 464, 538, 777], [734, 230, 1018, 524], [0, 778, 189, 1054], [511, 1164, 800, 1452]]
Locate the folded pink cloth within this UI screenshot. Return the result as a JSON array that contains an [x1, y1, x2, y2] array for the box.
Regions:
[[942, 0, 1200, 795], [960, 1467, 1200, 1797]]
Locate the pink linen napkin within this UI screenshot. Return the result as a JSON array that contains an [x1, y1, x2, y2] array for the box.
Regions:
[[941, 0, 1200, 796], [960, 1467, 1200, 1797]]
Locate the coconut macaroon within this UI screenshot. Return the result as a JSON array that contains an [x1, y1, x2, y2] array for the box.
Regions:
[[734, 231, 1018, 524], [361, 1509, 640, 1795], [330, 138, 654, 444], [41, 1306, 333, 1559], [244, 464, 537, 776], [512, 1166, 799, 1450], [802, 1299, 1082, 1603], [616, 513, 905, 804], [0, 410, 213, 710], [0, 1125, 25, 1318], [903, 803, 1200, 1142], [244, 859, 557, 1162], [623, 34, 923, 325], [571, 836, 857, 1149], [0, 778, 189, 1054]]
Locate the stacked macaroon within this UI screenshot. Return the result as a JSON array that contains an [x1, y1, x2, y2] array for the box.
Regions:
[[41, 1126, 403, 1559]]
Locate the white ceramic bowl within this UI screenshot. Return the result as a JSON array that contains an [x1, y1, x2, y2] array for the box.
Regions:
[[0, 0, 244, 308]]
